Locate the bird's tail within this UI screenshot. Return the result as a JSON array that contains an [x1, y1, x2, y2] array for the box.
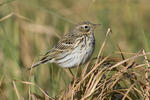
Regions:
[[27, 60, 48, 71]]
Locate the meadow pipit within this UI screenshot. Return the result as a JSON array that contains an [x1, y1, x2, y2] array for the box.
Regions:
[[30, 21, 99, 70]]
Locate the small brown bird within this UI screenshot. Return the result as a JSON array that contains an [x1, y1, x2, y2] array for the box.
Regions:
[[30, 21, 99, 70]]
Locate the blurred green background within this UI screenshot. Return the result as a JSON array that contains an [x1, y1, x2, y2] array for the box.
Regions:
[[0, 0, 150, 99]]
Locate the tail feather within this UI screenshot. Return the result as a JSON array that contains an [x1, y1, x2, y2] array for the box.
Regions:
[[27, 59, 48, 71]]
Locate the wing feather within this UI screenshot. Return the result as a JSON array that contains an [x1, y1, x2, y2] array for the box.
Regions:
[[28, 32, 80, 70]]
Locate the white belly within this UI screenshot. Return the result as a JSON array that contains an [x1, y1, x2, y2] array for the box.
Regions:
[[56, 34, 95, 68]]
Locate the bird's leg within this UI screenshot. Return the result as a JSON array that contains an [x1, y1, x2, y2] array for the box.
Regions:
[[69, 68, 74, 79], [64, 68, 74, 80], [76, 65, 81, 78]]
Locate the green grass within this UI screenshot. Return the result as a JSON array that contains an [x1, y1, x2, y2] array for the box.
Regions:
[[0, 0, 150, 99]]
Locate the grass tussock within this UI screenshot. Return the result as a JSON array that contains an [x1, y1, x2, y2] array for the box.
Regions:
[[58, 55, 150, 100]]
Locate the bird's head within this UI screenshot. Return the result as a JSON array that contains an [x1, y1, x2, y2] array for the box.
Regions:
[[73, 21, 100, 35]]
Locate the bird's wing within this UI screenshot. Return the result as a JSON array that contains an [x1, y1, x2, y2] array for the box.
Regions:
[[29, 33, 79, 69], [44, 33, 78, 56]]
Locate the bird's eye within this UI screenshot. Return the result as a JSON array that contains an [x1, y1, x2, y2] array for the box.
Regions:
[[79, 25, 90, 32], [83, 25, 90, 32], [84, 25, 88, 29]]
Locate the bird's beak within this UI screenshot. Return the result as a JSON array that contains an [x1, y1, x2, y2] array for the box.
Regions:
[[93, 24, 101, 28]]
